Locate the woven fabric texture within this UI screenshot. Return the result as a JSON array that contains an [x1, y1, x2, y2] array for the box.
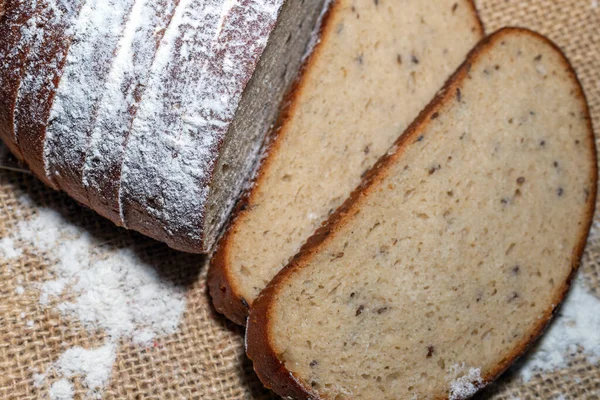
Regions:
[[0, 0, 599, 398]]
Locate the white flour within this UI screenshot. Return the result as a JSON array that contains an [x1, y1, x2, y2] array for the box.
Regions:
[[515, 275, 600, 381], [1, 201, 186, 399], [0, 237, 21, 259], [54, 345, 117, 391], [448, 366, 483, 400], [48, 379, 74, 400], [512, 222, 600, 381]]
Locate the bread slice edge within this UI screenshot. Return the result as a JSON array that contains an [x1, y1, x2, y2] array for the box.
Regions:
[[208, 0, 485, 325], [207, 0, 341, 325], [245, 27, 598, 399]]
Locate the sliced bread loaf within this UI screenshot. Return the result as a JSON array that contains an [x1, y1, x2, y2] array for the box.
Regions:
[[209, 0, 484, 324], [117, 0, 327, 252], [0, 0, 329, 253], [246, 28, 597, 400]]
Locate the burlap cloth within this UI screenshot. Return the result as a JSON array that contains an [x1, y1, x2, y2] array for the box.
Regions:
[[0, 1, 599, 399]]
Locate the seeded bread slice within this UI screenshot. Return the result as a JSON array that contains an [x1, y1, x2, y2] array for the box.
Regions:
[[209, 0, 484, 325], [246, 28, 597, 400]]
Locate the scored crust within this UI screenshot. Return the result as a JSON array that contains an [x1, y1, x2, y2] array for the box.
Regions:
[[14, 1, 85, 189], [115, 0, 326, 254], [0, 0, 33, 162], [208, 0, 485, 326], [245, 27, 598, 399]]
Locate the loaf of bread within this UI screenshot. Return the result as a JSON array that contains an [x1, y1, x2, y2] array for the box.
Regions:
[[209, 0, 484, 324], [246, 28, 597, 400], [0, 0, 327, 252]]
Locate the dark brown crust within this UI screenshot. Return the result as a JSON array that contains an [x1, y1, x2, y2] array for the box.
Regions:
[[49, 11, 139, 207], [15, 2, 84, 190], [85, 154, 126, 227], [208, 0, 484, 326], [207, 210, 252, 325], [0, 0, 34, 162], [246, 27, 598, 399]]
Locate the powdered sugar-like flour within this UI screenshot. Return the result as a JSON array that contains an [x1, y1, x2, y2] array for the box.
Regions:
[[510, 223, 600, 381], [48, 378, 74, 400], [1, 198, 186, 399], [515, 274, 600, 381], [448, 365, 483, 400]]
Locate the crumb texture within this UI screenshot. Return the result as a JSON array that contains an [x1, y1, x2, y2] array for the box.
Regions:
[[257, 30, 596, 400], [221, 0, 483, 310]]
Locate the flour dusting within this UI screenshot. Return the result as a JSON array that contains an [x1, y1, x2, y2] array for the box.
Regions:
[[55, 344, 117, 394], [448, 365, 483, 400], [49, 379, 74, 400], [1, 200, 187, 399], [516, 275, 600, 381], [0, 237, 21, 259]]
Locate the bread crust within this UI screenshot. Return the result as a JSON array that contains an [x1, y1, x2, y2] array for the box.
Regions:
[[245, 27, 598, 399], [0, 0, 35, 162], [117, 0, 319, 254], [81, 0, 181, 229], [208, 0, 485, 325], [14, 2, 84, 190]]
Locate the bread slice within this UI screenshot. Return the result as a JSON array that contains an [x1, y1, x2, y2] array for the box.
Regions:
[[246, 28, 597, 400], [209, 0, 484, 324]]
